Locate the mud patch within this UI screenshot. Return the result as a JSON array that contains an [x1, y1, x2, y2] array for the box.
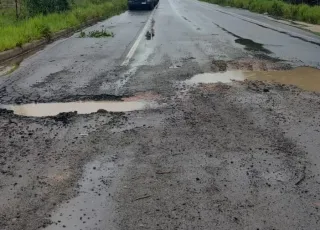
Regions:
[[45, 159, 117, 230], [211, 58, 289, 72], [15, 94, 124, 104], [124, 91, 161, 101], [57, 94, 123, 103], [0, 100, 150, 117], [198, 83, 232, 93]]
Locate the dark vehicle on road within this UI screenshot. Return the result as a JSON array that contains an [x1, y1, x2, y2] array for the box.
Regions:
[[128, 0, 158, 10]]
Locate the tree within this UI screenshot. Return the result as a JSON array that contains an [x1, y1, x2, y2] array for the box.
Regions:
[[15, 0, 18, 19], [25, 0, 70, 16]]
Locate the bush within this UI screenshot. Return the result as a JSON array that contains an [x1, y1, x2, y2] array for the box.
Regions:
[[270, 1, 285, 16], [37, 23, 52, 40], [25, 0, 70, 16], [297, 5, 320, 23]]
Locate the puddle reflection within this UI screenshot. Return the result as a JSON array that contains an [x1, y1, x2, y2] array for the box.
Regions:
[[0, 100, 148, 117], [188, 67, 320, 92]]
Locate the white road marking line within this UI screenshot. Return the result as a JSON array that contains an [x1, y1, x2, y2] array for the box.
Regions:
[[121, 8, 157, 66]]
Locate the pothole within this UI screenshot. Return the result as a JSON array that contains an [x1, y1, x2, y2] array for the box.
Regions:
[[246, 67, 320, 92], [187, 67, 320, 92], [0, 100, 151, 117], [235, 38, 272, 54], [187, 71, 245, 84], [211, 58, 289, 72]]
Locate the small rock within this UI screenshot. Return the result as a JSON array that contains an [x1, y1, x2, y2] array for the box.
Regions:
[[97, 109, 108, 113]]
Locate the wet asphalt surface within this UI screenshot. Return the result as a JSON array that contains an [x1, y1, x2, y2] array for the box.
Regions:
[[1, 0, 320, 229]]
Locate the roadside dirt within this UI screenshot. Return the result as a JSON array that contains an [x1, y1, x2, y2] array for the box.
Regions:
[[268, 16, 320, 34], [0, 56, 320, 229]]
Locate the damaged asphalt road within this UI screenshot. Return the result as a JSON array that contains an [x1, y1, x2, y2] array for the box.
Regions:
[[1, 0, 320, 229]]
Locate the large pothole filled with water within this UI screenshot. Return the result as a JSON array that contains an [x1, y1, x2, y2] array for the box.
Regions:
[[187, 67, 320, 92], [0, 100, 153, 117]]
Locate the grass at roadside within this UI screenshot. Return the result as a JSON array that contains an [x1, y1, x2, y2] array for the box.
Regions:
[[0, 0, 127, 52], [201, 0, 320, 25]]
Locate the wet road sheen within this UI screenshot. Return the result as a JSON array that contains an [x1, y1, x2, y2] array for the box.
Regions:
[[1, 0, 320, 230], [1, 0, 320, 105], [145, 0, 320, 67]]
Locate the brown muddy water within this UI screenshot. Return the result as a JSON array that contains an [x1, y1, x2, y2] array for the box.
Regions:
[[0, 100, 149, 117], [247, 67, 320, 92], [188, 67, 320, 92]]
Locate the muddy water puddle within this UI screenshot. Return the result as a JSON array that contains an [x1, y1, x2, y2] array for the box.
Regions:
[[0, 100, 149, 117], [247, 67, 320, 92], [187, 71, 245, 84], [188, 67, 320, 92]]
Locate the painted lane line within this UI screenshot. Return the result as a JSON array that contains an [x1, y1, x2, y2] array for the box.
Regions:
[[121, 8, 157, 66]]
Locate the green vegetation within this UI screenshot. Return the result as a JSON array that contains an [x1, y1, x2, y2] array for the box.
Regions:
[[79, 29, 114, 38], [0, 0, 127, 52], [25, 0, 70, 16], [201, 0, 320, 24]]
